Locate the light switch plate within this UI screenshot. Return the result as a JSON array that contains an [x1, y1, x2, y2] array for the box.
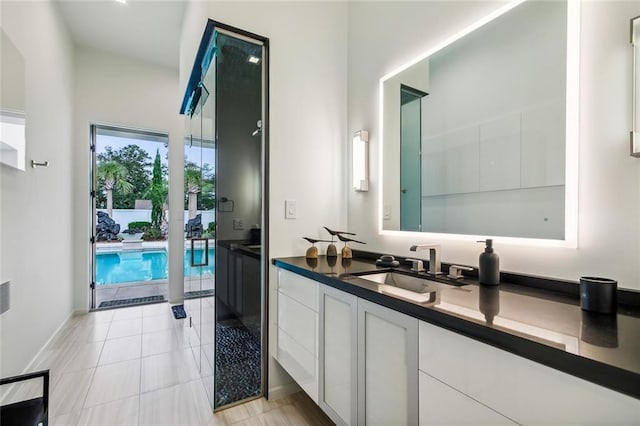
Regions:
[[383, 205, 391, 220], [285, 199, 296, 219], [233, 218, 244, 230], [0, 281, 10, 315]]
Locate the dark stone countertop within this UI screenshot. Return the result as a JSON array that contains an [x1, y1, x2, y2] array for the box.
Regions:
[[217, 239, 261, 259], [272, 255, 640, 400]]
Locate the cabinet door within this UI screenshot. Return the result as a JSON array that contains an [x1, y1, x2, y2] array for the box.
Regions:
[[419, 371, 516, 425], [357, 299, 418, 426], [216, 246, 229, 307], [242, 256, 261, 318], [319, 286, 358, 426]]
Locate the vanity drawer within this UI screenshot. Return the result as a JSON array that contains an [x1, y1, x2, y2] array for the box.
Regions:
[[278, 269, 318, 312], [418, 321, 640, 424], [277, 292, 317, 356]]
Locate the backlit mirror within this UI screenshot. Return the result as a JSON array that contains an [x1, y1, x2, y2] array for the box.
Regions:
[[0, 29, 26, 171], [381, 0, 578, 243]]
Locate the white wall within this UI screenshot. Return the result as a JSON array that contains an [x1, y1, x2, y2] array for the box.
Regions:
[[72, 46, 185, 309], [0, 0, 75, 376], [347, 1, 640, 290], [96, 209, 215, 232], [180, 0, 348, 397]]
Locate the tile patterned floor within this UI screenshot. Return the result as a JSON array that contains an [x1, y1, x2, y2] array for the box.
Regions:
[[1, 302, 334, 425]]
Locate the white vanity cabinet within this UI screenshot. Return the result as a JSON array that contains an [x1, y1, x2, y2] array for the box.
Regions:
[[358, 299, 419, 426], [318, 285, 358, 426], [277, 266, 640, 425], [275, 269, 319, 402], [418, 321, 640, 425], [276, 268, 419, 425], [418, 371, 516, 425]]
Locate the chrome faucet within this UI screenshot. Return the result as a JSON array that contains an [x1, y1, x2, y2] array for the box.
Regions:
[[410, 244, 441, 275]]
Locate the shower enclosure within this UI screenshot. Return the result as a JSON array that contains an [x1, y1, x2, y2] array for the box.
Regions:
[[181, 21, 268, 411]]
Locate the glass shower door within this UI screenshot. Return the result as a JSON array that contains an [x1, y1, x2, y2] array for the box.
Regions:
[[184, 80, 216, 402], [213, 28, 265, 410]]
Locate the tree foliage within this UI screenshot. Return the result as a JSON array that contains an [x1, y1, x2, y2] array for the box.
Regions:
[[147, 149, 167, 230], [96, 160, 134, 217], [97, 145, 152, 209], [184, 161, 215, 211]]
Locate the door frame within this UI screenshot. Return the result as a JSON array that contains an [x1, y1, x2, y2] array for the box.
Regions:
[[89, 123, 171, 310]]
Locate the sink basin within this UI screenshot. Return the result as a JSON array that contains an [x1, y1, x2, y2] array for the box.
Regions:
[[351, 271, 437, 304]]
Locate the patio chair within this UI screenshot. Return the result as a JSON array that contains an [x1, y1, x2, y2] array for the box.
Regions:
[[0, 369, 49, 426]]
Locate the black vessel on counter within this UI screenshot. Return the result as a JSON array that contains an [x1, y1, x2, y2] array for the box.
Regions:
[[580, 276, 617, 314]]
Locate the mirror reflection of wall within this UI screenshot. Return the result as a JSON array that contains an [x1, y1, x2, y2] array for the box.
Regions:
[[382, 0, 569, 240], [0, 29, 26, 171]]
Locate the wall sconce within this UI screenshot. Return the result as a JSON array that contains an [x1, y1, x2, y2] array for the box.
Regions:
[[352, 130, 369, 191], [631, 16, 640, 157]]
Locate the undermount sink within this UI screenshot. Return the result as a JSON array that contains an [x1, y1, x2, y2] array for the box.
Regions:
[[350, 271, 437, 304]]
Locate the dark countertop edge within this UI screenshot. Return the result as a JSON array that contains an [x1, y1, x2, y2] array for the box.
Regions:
[[217, 239, 261, 259], [353, 249, 640, 308], [272, 258, 640, 400]]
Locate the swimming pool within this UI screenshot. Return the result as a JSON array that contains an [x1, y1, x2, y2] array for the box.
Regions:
[[95, 248, 215, 285]]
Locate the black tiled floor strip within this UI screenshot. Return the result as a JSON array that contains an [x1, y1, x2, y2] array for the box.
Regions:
[[184, 289, 214, 299], [98, 295, 166, 308]]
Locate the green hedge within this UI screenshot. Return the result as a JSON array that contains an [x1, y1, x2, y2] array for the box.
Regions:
[[142, 228, 163, 241], [128, 221, 151, 232]]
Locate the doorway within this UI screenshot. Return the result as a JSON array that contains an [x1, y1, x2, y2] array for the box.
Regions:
[[400, 85, 427, 232], [90, 124, 170, 310]]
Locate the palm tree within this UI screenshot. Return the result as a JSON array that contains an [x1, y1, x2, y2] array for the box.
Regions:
[[97, 160, 134, 217], [185, 166, 201, 220]]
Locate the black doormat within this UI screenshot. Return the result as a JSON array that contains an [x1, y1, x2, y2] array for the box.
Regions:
[[171, 304, 187, 319], [184, 289, 214, 299], [215, 320, 261, 408], [98, 295, 165, 308]]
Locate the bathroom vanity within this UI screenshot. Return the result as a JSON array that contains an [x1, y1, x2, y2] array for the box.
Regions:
[[273, 255, 640, 425]]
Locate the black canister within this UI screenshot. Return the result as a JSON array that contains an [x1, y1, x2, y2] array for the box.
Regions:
[[579, 276, 617, 314], [249, 227, 261, 244]]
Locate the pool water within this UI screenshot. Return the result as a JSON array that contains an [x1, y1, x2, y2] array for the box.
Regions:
[[96, 249, 215, 285]]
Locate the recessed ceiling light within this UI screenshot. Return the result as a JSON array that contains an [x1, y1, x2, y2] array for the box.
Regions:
[[114, 0, 126, 4], [248, 56, 260, 64]]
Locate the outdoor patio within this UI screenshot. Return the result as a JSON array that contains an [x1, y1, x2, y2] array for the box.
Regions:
[[94, 240, 214, 309]]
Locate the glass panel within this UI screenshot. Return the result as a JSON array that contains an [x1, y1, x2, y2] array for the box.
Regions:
[[184, 85, 216, 398], [214, 29, 264, 410]]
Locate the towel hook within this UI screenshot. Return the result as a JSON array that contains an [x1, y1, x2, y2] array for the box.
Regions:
[[31, 160, 49, 168]]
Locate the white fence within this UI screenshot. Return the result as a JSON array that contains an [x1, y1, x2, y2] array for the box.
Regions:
[[97, 209, 215, 231]]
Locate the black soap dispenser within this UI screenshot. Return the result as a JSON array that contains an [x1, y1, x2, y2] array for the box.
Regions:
[[478, 239, 500, 285]]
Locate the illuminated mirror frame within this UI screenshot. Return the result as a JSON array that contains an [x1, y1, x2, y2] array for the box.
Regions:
[[378, 0, 580, 248]]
